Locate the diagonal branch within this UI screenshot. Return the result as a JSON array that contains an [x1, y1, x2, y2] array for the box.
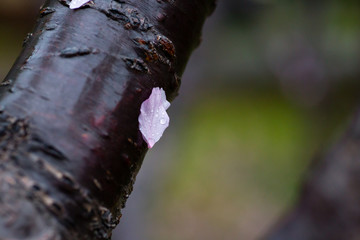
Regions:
[[0, 0, 216, 239], [266, 114, 360, 240]]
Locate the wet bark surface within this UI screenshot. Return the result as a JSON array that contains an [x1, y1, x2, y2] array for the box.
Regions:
[[0, 0, 215, 239]]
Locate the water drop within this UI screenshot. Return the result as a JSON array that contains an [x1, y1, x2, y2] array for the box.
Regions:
[[160, 118, 166, 125]]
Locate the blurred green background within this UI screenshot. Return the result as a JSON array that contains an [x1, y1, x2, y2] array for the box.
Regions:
[[1, 0, 360, 239]]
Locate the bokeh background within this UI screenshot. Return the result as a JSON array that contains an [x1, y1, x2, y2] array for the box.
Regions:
[[1, 1, 360, 239]]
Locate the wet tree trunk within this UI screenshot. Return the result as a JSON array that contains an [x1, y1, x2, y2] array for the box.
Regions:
[[265, 114, 360, 240], [0, 0, 215, 239]]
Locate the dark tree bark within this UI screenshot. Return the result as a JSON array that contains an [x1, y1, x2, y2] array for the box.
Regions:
[[0, 0, 215, 239], [265, 113, 360, 240]]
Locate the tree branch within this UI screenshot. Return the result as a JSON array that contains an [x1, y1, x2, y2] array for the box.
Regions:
[[0, 0, 215, 239]]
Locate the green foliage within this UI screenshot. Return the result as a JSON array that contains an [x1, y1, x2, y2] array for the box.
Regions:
[[148, 90, 343, 240]]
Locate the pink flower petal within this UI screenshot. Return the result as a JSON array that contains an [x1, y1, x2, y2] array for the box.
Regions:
[[139, 88, 170, 148], [69, 0, 91, 9]]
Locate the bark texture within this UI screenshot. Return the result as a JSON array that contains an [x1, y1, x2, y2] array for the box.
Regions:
[[266, 114, 360, 240], [0, 0, 215, 239]]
